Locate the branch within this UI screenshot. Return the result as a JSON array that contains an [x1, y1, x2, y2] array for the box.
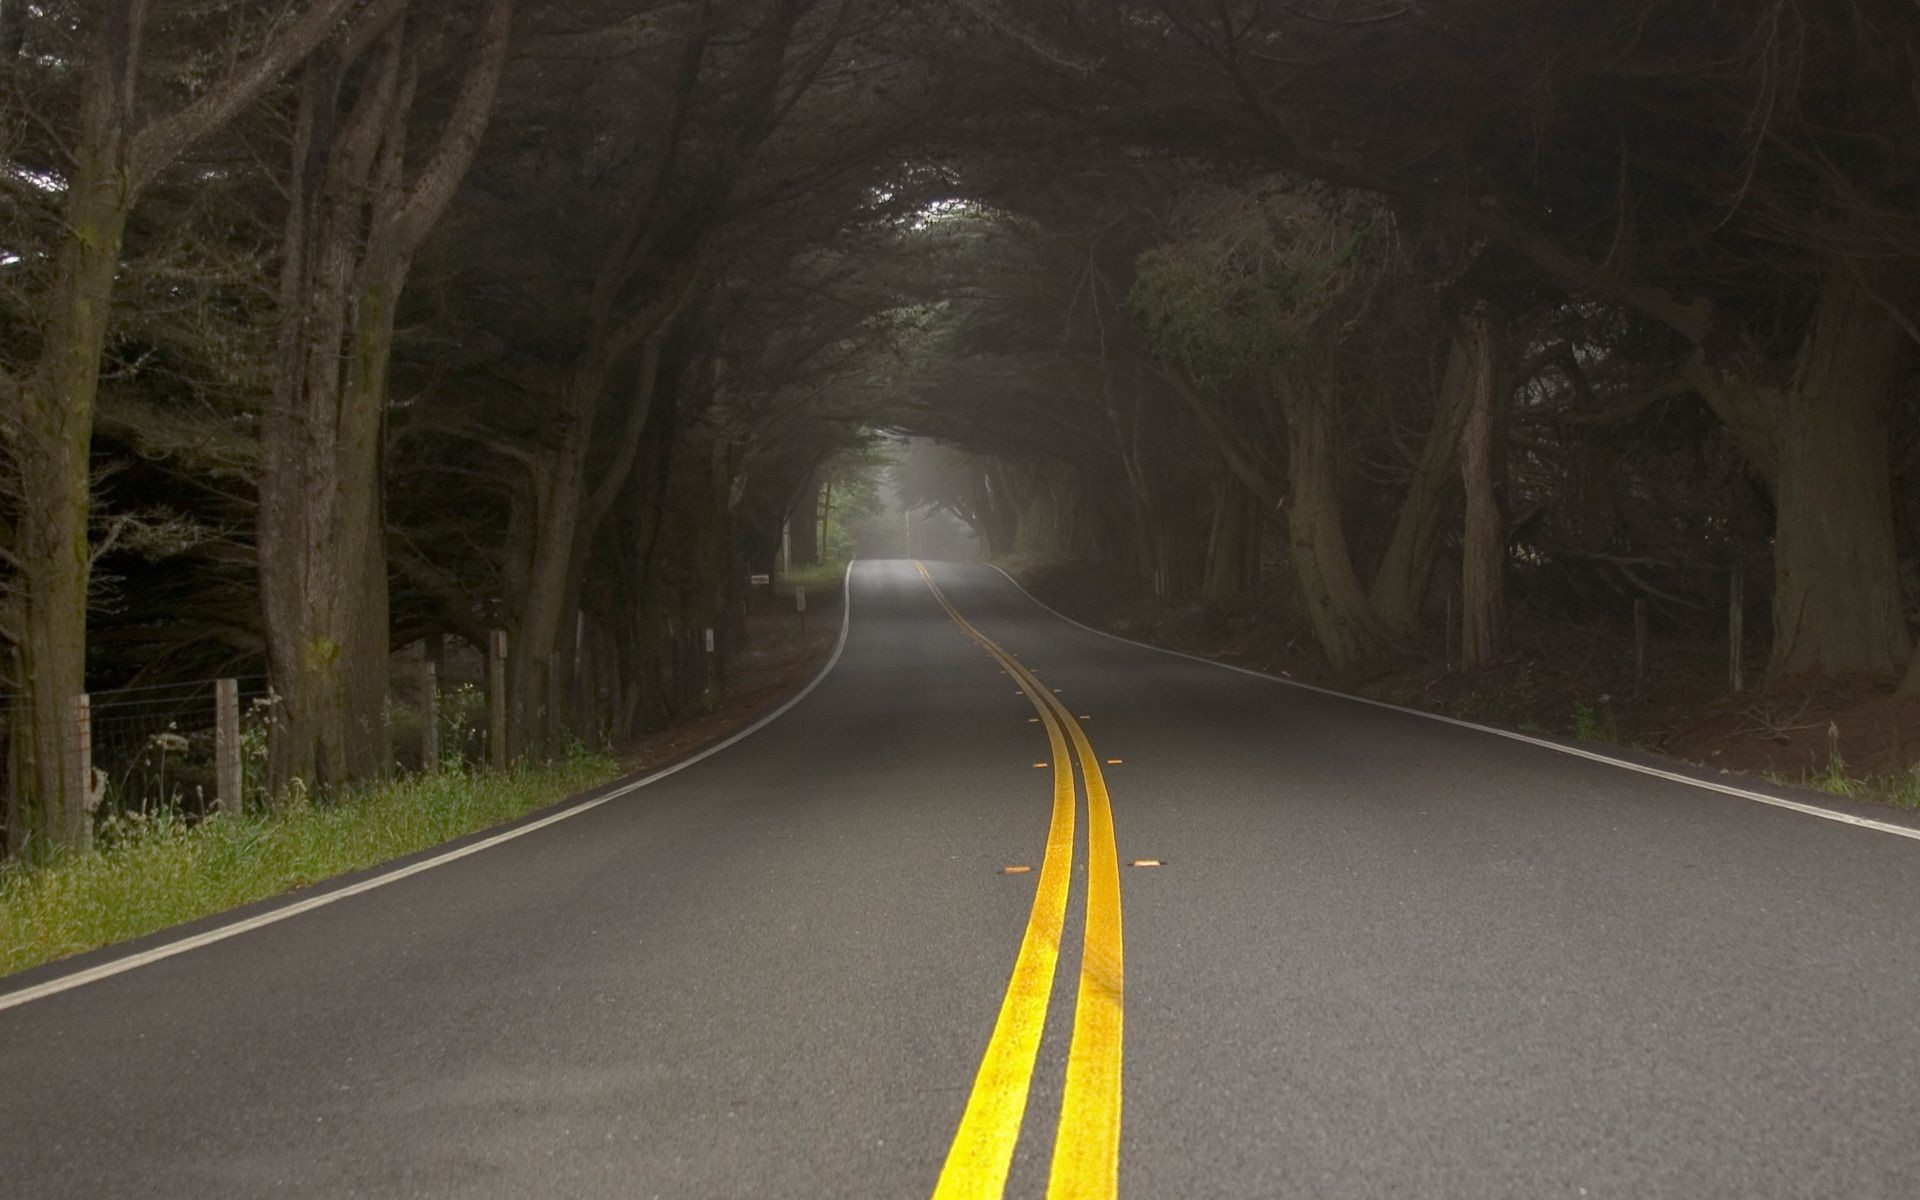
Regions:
[[1155, 363, 1283, 507], [1462, 206, 1715, 345], [130, 0, 367, 190], [588, 335, 670, 523], [385, 0, 514, 257], [392, 537, 495, 647]]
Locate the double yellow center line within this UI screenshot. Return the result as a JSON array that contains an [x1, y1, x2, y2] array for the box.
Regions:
[[917, 562, 1125, 1200]]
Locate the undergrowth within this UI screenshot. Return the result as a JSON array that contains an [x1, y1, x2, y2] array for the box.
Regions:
[[0, 753, 622, 979], [1805, 724, 1920, 809], [781, 559, 850, 590]]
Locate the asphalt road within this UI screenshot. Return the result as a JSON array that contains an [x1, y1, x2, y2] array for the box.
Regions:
[[4, 559, 1919, 1198]]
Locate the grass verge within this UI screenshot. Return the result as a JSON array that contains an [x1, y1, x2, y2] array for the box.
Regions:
[[781, 558, 850, 590], [0, 753, 622, 980], [1804, 758, 1920, 809]]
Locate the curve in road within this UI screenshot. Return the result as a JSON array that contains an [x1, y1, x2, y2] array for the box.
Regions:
[[2, 559, 1917, 1199]]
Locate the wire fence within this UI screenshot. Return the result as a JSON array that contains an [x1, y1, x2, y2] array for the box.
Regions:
[[0, 621, 729, 849], [1, 667, 493, 835], [85, 676, 271, 820]]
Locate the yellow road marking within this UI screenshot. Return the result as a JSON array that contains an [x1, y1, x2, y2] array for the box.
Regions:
[[918, 562, 1126, 1200], [1029, 661, 1125, 1200], [923, 564, 1077, 1200]]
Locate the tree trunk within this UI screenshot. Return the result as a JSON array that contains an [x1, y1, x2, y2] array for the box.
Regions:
[[788, 472, 823, 566], [1458, 307, 1506, 670], [1682, 264, 1911, 681], [1280, 377, 1393, 669], [1766, 268, 1911, 680], [1370, 328, 1476, 635], [260, 1, 510, 794], [338, 298, 397, 780], [1901, 639, 1920, 697], [1202, 481, 1258, 602], [817, 478, 836, 560], [261, 38, 404, 797], [510, 361, 603, 755], [1689, 264, 1912, 679], [8, 10, 143, 849]]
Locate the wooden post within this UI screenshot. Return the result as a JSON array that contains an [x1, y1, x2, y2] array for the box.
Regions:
[[1728, 565, 1745, 694], [214, 679, 242, 816], [1633, 599, 1650, 690], [704, 627, 717, 702], [796, 585, 807, 634], [1444, 592, 1456, 673], [420, 661, 440, 771], [488, 630, 508, 771], [66, 693, 93, 824]]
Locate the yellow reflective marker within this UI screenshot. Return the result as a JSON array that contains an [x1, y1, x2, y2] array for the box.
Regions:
[[920, 563, 1077, 1200]]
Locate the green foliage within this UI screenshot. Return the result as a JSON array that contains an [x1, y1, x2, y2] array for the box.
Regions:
[[1128, 186, 1381, 389], [0, 757, 622, 979], [1812, 722, 1851, 796], [819, 443, 889, 562], [437, 682, 488, 770], [1130, 246, 1304, 387], [1571, 699, 1619, 744], [1802, 724, 1918, 808], [784, 559, 849, 590]]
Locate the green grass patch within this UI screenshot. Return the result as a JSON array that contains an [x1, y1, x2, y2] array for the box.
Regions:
[[782, 558, 850, 590], [0, 754, 622, 980], [1806, 760, 1920, 809]]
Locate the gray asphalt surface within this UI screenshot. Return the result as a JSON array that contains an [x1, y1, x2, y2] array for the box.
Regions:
[[3, 559, 1918, 1198]]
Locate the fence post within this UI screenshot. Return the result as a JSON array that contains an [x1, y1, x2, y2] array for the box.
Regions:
[[544, 654, 562, 761], [1728, 565, 1745, 695], [703, 627, 717, 703], [488, 630, 508, 771], [1632, 599, 1650, 690], [66, 693, 93, 829], [420, 661, 440, 771], [214, 679, 242, 816]]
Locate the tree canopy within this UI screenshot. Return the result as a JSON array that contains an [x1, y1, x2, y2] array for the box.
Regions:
[[3, 0, 1918, 850]]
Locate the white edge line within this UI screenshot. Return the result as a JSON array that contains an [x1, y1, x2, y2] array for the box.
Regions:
[[0, 562, 859, 1013], [988, 564, 1920, 845]]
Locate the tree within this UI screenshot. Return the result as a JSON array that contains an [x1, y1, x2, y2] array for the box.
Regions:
[[1, 0, 364, 849], [257, 0, 513, 796]]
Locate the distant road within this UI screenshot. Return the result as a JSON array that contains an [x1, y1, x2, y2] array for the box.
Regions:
[[4, 560, 1918, 1198]]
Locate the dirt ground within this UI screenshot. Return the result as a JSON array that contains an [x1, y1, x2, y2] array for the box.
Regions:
[[613, 587, 842, 775], [1015, 559, 1920, 805]]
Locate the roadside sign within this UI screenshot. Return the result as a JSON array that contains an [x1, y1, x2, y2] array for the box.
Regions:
[[795, 587, 807, 612], [749, 573, 771, 585]]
